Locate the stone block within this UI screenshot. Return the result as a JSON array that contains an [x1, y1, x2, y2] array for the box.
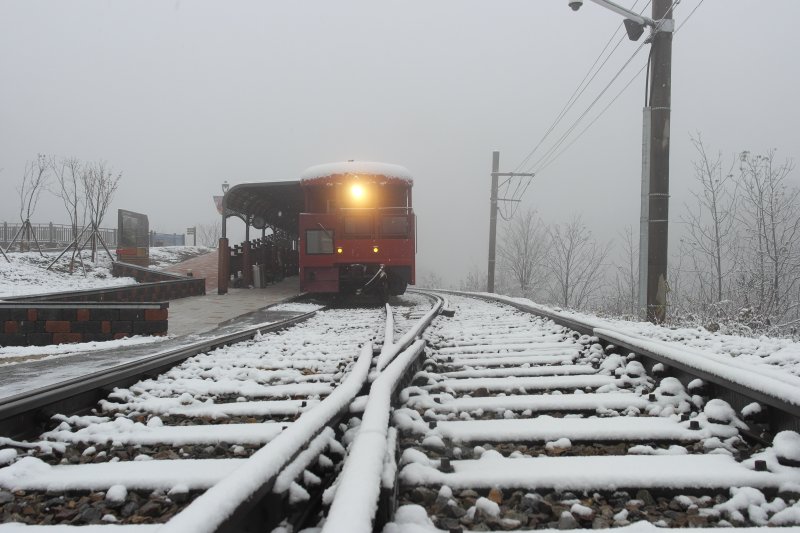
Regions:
[[118, 309, 144, 321], [133, 320, 168, 335], [45, 321, 71, 333], [28, 333, 53, 346], [52, 332, 83, 344], [145, 309, 168, 321], [112, 321, 132, 333]]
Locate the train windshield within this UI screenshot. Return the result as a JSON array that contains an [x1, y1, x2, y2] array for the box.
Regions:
[[306, 229, 334, 254], [380, 215, 409, 237]]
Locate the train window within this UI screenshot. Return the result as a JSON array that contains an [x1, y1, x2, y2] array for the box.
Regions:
[[306, 229, 334, 254], [380, 215, 409, 237], [344, 216, 372, 237]]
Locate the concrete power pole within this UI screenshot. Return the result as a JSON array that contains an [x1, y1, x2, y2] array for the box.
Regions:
[[645, 0, 673, 323], [487, 151, 500, 293], [486, 152, 536, 293]]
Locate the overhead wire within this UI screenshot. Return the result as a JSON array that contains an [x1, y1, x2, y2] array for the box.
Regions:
[[512, 0, 650, 174], [527, 37, 650, 173], [499, 0, 701, 221], [512, 7, 637, 173], [527, 0, 686, 175], [500, 1, 650, 221]]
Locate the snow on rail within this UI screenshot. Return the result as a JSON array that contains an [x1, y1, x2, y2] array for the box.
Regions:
[[156, 343, 375, 533], [400, 414, 734, 443], [324, 340, 427, 533], [432, 374, 615, 392], [0, 456, 241, 491], [478, 292, 800, 409], [399, 454, 800, 491], [376, 297, 443, 372], [439, 364, 596, 379], [406, 391, 650, 413], [100, 398, 317, 418], [42, 420, 289, 446]]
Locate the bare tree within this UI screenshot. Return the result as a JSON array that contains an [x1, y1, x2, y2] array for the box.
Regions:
[[51, 157, 87, 243], [419, 270, 445, 289], [459, 266, 486, 292], [546, 215, 610, 309], [82, 160, 122, 262], [736, 150, 800, 323], [681, 135, 738, 306], [10, 155, 50, 253], [498, 209, 549, 296], [608, 225, 638, 317], [197, 221, 221, 248]]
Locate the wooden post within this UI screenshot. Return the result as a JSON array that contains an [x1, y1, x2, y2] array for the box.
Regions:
[[218, 238, 229, 295]]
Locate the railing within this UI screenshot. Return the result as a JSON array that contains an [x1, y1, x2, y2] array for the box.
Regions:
[[0, 222, 118, 248]]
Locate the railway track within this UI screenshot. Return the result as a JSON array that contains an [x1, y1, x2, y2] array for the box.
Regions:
[[326, 293, 800, 532], [0, 293, 441, 531], [2, 291, 800, 531]]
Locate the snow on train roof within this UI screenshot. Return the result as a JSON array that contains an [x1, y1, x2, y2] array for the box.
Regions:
[[300, 161, 413, 185]]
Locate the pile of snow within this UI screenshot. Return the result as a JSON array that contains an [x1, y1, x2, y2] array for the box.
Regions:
[[0, 335, 165, 363], [491, 293, 800, 380], [0, 252, 134, 297], [0, 246, 212, 298]]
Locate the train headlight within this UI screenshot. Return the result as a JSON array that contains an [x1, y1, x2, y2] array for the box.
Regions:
[[337, 247, 343, 254], [350, 183, 365, 200], [373, 246, 379, 253]]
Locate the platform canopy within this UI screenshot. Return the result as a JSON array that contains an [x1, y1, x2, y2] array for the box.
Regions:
[[223, 180, 303, 236]]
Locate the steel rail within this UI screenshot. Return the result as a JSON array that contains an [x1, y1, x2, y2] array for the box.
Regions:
[[0, 308, 322, 439], [436, 290, 800, 434], [323, 290, 444, 533], [166, 291, 442, 533]]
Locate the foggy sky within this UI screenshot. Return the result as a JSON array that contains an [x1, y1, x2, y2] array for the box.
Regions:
[[1, 1, 798, 283]]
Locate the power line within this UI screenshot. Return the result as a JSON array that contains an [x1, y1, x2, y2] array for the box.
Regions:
[[527, 0, 686, 174], [676, 0, 704, 33], [527, 38, 650, 174], [513, 0, 651, 174]]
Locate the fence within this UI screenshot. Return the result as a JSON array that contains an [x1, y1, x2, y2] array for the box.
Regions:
[[1, 222, 193, 250], [0, 222, 118, 249], [150, 232, 185, 247]]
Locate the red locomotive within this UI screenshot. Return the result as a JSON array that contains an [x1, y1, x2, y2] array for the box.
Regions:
[[298, 161, 416, 297]]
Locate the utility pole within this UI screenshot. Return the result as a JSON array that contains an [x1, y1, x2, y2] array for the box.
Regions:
[[645, 0, 673, 323], [487, 151, 500, 293], [486, 151, 536, 293]]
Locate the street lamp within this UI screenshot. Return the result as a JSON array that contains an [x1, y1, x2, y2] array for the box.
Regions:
[[573, 0, 674, 323]]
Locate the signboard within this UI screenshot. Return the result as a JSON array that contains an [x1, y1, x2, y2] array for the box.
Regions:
[[117, 209, 150, 266]]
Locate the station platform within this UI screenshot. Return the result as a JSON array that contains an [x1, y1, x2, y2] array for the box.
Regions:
[[163, 251, 220, 292], [168, 277, 301, 336]]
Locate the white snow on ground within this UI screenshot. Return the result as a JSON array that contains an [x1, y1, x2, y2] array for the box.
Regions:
[[0, 246, 210, 298], [269, 302, 325, 313], [0, 455, 242, 491], [492, 293, 800, 378], [478, 293, 800, 407], [0, 252, 134, 297], [42, 419, 289, 446], [0, 335, 164, 362], [397, 413, 733, 443]]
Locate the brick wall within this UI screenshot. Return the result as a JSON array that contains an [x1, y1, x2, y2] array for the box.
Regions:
[[0, 303, 168, 347]]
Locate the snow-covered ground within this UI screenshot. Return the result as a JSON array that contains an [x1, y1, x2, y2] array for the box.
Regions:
[[0, 336, 167, 364], [488, 294, 800, 380], [0, 246, 212, 298]]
